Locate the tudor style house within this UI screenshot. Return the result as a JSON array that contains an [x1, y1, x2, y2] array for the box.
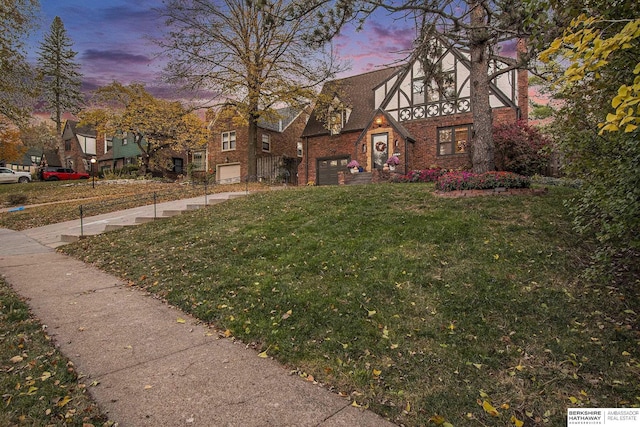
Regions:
[[207, 105, 308, 185], [299, 41, 528, 185], [61, 120, 107, 174]]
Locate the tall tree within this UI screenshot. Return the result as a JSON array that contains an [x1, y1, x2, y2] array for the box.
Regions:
[[0, 0, 39, 126], [158, 0, 343, 180], [80, 83, 209, 176], [37, 16, 84, 134], [300, 0, 546, 173]]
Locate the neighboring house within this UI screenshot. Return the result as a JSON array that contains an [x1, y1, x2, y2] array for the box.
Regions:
[[299, 40, 528, 185], [208, 105, 309, 185], [97, 132, 189, 177], [3, 147, 61, 177], [61, 120, 106, 174]]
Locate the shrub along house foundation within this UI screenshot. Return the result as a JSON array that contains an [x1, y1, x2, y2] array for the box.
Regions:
[[298, 39, 528, 185]]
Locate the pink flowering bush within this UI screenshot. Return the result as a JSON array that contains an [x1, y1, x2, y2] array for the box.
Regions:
[[435, 171, 531, 192]]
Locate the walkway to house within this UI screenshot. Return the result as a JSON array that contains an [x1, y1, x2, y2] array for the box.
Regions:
[[0, 197, 395, 426]]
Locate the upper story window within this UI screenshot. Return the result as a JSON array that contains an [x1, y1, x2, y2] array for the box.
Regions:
[[222, 131, 236, 151], [438, 124, 471, 156], [325, 97, 351, 135], [64, 139, 71, 151], [262, 134, 271, 152], [328, 108, 351, 135]]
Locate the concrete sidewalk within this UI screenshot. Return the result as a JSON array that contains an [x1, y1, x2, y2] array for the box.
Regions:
[[0, 202, 396, 426]]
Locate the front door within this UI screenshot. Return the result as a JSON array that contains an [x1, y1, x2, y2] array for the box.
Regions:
[[372, 133, 389, 170]]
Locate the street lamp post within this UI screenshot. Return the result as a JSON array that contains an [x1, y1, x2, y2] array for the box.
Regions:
[[90, 157, 97, 188]]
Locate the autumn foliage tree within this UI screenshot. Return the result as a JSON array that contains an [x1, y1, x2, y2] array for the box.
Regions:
[[0, 119, 26, 165], [538, 4, 639, 283], [80, 83, 208, 176]]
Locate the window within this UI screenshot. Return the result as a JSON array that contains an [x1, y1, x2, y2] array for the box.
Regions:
[[222, 131, 236, 151], [327, 101, 351, 135], [64, 139, 71, 151], [297, 142, 303, 157], [412, 79, 425, 104], [262, 134, 271, 152], [30, 155, 41, 164], [438, 125, 471, 156], [192, 150, 205, 171], [424, 71, 456, 102]]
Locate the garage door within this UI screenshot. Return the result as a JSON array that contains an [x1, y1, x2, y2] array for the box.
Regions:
[[217, 164, 241, 184], [317, 157, 349, 186]]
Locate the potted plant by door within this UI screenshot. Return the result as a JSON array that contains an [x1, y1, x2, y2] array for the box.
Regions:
[[347, 160, 360, 174], [385, 156, 400, 171]]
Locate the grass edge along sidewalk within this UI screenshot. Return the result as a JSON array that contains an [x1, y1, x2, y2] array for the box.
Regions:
[[60, 184, 640, 427], [0, 277, 113, 426]]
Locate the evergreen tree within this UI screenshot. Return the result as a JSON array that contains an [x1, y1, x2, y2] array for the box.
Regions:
[[37, 16, 83, 134]]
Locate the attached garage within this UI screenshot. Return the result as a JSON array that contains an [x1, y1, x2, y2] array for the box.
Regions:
[[217, 163, 241, 184], [317, 157, 349, 186]]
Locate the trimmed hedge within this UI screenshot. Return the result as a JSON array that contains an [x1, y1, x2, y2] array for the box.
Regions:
[[435, 171, 531, 192]]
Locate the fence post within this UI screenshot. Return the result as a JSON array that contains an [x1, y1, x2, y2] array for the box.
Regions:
[[153, 192, 157, 219], [204, 178, 208, 206], [80, 205, 84, 237]]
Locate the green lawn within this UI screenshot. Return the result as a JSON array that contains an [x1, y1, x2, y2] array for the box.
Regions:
[[59, 183, 639, 426]]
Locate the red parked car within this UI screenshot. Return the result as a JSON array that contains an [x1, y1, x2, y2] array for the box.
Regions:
[[42, 167, 90, 181]]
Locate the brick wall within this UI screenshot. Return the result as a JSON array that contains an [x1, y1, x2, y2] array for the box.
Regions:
[[299, 106, 521, 185], [209, 111, 308, 180], [298, 131, 360, 185]]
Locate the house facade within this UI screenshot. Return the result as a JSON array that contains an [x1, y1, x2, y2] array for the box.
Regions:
[[61, 120, 106, 174], [299, 41, 528, 185], [207, 106, 308, 185], [97, 132, 189, 178]]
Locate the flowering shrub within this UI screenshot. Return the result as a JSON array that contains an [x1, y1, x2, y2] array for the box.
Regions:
[[347, 160, 359, 168], [435, 171, 531, 192], [385, 156, 400, 165], [493, 120, 551, 176]]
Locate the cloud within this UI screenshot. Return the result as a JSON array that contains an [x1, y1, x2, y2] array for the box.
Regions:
[[81, 49, 151, 64]]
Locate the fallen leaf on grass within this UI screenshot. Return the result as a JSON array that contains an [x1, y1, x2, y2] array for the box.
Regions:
[[57, 395, 72, 407], [480, 400, 500, 417], [372, 369, 382, 377], [177, 318, 186, 324], [429, 414, 445, 424], [281, 309, 292, 320], [511, 415, 524, 427], [144, 385, 153, 390], [10, 355, 23, 363]]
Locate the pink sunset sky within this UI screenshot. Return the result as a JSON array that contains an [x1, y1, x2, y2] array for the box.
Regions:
[[25, 0, 540, 104]]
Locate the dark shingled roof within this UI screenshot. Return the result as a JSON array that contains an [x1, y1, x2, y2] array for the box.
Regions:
[[258, 106, 305, 132], [67, 120, 97, 137], [302, 67, 403, 137]]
